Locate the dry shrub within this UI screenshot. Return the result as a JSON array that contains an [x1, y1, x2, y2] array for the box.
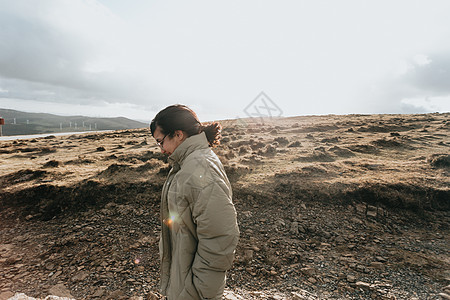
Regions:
[[99, 164, 132, 176]]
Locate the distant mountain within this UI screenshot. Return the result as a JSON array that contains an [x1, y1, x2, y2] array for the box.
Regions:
[[0, 109, 148, 136]]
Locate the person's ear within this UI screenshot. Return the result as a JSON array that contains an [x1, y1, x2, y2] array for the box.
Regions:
[[174, 130, 184, 141]]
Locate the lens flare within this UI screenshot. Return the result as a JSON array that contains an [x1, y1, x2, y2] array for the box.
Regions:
[[164, 214, 178, 228]]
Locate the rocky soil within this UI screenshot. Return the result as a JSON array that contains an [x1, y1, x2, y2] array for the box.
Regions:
[[0, 113, 449, 299]]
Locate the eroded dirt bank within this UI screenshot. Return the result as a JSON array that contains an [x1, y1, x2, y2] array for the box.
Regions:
[[1, 113, 449, 299]]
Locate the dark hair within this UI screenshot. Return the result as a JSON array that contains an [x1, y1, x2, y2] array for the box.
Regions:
[[150, 104, 222, 147]]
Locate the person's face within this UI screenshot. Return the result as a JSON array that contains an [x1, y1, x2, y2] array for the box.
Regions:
[[153, 126, 186, 156]]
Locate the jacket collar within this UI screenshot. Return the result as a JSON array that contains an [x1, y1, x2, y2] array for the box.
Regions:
[[168, 131, 209, 168]]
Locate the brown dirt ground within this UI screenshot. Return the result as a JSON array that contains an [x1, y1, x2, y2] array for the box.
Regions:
[[0, 113, 449, 299]]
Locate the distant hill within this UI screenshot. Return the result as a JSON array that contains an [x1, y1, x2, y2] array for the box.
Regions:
[[0, 108, 148, 136]]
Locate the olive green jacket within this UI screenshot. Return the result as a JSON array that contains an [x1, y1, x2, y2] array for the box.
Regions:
[[159, 132, 239, 299]]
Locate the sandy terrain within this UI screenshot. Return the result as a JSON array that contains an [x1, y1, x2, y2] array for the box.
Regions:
[[0, 113, 449, 299]]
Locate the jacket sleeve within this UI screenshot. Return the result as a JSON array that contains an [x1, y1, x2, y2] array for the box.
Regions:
[[187, 179, 239, 299]]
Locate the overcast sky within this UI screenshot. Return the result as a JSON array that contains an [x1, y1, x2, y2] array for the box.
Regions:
[[1, 0, 449, 122]]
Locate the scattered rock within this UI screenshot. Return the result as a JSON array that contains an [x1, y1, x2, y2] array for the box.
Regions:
[[105, 290, 127, 300], [290, 221, 299, 235], [0, 292, 14, 299], [145, 292, 161, 300], [367, 205, 378, 218], [347, 274, 357, 283], [439, 293, 450, 300], [355, 281, 372, 291], [301, 267, 316, 277], [92, 288, 105, 298], [307, 277, 317, 284], [243, 249, 254, 264], [48, 284, 73, 298], [370, 262, 385, 269], [71, 271, 89, 282]]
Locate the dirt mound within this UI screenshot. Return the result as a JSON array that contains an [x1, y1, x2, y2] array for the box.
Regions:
[[295, 150, 335, 162], [258, 145, 277, 156], [117, 151, 166, 163], [230, 140, 252, 148], [328, 146, 355, 157], [224, 164, 251, 183], [0, 169, 47, 186], [0, 147, 16, 154], [250, 141, 266, 151], [288, 141, 302, 148], [288, 125, 339, 133], [341, 183, 450, 212], [357, 124, 419, 133], [347, 144, 379, 154], [238, 145, 251, 154], [273, 137, 289, 146], [428, 154, 450, 169], [98, 164, 133, 176], [320, 137, 339, 143], [65, 158, 96, 165], [43, 160, 60, 168], [0, 181, 162, 221], [371, 138, 415, 149], [14, 146, 57, 154], [240, 154, 264, 164], [136, 161, 161, 171]]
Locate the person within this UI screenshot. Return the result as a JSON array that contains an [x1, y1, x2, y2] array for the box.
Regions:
[[150, 104, 240, 299]]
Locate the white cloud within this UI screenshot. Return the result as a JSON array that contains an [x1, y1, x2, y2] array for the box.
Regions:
[[413, 54, 432, 66], [2, 0, 450, 120], [401, 95, 450, 112], [0, 0, 142, 103]]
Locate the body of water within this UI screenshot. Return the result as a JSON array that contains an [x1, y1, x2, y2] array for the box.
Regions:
[[0, 130, 111, 141]]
